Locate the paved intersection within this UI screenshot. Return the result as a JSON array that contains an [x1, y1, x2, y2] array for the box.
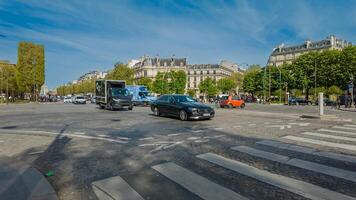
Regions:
[[0, 103, 356, 199]]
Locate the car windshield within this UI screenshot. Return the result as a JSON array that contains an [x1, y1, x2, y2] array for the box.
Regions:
[[221, 96, 228, 100], [76, 96, 84, 99], [112, 88, 129, 96], [173, 95, 196, 103]]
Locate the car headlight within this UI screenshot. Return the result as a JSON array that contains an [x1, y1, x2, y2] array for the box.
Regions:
[[189, 107, 199, 115]]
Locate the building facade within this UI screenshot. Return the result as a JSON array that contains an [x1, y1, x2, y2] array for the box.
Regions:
[[130, 55, 241, 91], [267, 35, 352, 66], [187, 61, 240, 90], [131, 55, 187, 80], [77, 70, 108, 82]]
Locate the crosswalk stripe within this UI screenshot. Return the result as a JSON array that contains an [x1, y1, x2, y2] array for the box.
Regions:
[[256, 140, 356, 165], [231, 146, 356, 182], [344, 124, 356, 128], [152, 162, 248, 200], [334, 126, 356, 131], [92, 176, 144, 200], [281, 135, 356, 151], [197, 153, 356, 200], [301, 132, 356, 142], [231, 146, 290, 163], [318, 129, 356, 136]]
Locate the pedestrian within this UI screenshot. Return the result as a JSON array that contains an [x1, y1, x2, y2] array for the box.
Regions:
[[336, 96, 340, 109]]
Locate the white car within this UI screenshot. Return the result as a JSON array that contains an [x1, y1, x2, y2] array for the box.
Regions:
[[64, 96, 72, 103], [73, 96, 86, 104]]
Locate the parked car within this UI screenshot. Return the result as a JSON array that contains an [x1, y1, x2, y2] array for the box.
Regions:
[[219, 95, 245, 108], [64, 96, 72, 104], [73, 96, 86, 104], [150, 94, 215, 121], [288, 97, 312, 105], [91, 96, 96, 104], [315, 98, 336, 106]]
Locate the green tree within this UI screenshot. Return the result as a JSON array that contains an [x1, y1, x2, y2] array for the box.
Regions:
[[170, 70, 187, 94], [242, 66, 263, 96], [0, 63, 17, 100], [16, 42, 45, 98], [187, 89, 196, 97], [327, 85, 343, 96], [199, 77, 217, 99], [106, 63, 134, 84], [152, 72, 169, 94], [229, 72, 244, 90], [217, 78, 235, 94]]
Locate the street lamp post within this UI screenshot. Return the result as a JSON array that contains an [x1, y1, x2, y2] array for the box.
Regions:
[[314, 58, 317, 99], [351, 76, 354, 108], [275, 66, 282, 104], [0, 68, 2, 103]]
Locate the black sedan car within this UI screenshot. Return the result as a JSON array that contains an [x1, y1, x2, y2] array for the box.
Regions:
[[150, 94, 215, 121]]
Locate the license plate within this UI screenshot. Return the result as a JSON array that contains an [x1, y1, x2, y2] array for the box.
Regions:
[[203, 113, 210, 117]]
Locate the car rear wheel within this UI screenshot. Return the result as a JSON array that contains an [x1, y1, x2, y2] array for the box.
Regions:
[[240, 103, 245, 109], [153, 107, 160, 116], [228, 104, 233, 108], [179, 110, 188, 121]]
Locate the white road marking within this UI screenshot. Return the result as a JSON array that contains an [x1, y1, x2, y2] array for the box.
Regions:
[[203, 135, 225, 139], [139, 137, 154, 141], [333, 126, 356, 131], [73, 132, 85, 135], [318, 129, 356, 136], [197, 153, 356, 200], [344, 124, 356, 128], [98, 134, 109, 138], [233, 125, 241, 128], [167, 133, 181, 137], [192, 130, 203, 133], [152, 162, 248, 200], [0, 140, 4, 143], [27, 150, 44, 155], [288, 122, 310, 126], [282, 135, 356, 151], [231, 146, 356, 182], [188, 137, 201, 140], [301, 132, 356, 142], [194, 139, 210, 143], [0, 129, 128, 144], [92, 176, 144, 200], [213, 127, 224, 130], [265, 125, 291, 130], [248, 124, 256, 126], [257, 140, 356, 165]]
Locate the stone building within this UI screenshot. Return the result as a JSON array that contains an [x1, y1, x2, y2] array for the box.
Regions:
[[187, 60, 240, 90], [267, 35, 352, 66], [131, 55, 187, 80]]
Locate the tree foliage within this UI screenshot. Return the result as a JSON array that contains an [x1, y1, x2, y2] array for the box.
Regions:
[[16, 42, 45, 95], [137, 77, 153, 90], [199, 77, 217, 97], [217, 78, 236, 94], [57, 79, 95, 96], [152, 70, 187, 95], [106, 63, 134, 84]]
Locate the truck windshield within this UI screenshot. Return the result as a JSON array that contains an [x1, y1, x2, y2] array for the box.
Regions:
[[112, 88, 130, 96]]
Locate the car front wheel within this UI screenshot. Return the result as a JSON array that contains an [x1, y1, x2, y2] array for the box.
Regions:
[[153, 107, 160, 116], [179, 110, 188, 121], [240, 103, 245, 109]]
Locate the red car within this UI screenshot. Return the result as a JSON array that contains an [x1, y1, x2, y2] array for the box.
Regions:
[[220, 95, 245, 108]]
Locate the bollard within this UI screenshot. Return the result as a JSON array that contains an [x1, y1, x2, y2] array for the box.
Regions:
[[319, 92, 324, 116]]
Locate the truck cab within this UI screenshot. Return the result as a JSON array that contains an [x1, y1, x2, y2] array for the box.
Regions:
[[126, 85, 156, 106], [96, 80, 133, 110]]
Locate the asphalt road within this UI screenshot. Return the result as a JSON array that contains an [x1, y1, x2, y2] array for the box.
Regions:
[[1, 103, 356, 200]]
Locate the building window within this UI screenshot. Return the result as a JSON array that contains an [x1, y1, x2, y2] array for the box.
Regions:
[[194, 77, 196, 81], [194, 71, 196, 75], [180, 62, 183, 67], [194, 83, 196, 88], [188, 71, 190, 75], [164, 62, 167, 67], [207, 70, 210, 74], [144, 70, 148, 77], [213, 70, 216, 74], [201, 71, 203, 74]]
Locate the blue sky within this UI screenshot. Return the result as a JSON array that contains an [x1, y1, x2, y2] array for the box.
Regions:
[[0, 0, 355, 89]]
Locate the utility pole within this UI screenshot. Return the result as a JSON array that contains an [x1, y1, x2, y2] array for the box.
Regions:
[[0, 68, 2, 103], [6, 70, 8, 104], [263, 66, 266, 103], [268, 66, 271, 102]]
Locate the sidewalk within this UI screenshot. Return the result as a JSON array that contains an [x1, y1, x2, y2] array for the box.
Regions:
[[339, 107, 356, 112], [0, 159, 58, 200]]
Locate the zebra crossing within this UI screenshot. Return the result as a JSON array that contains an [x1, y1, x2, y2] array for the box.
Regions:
[[91, 123, 356, 200]]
